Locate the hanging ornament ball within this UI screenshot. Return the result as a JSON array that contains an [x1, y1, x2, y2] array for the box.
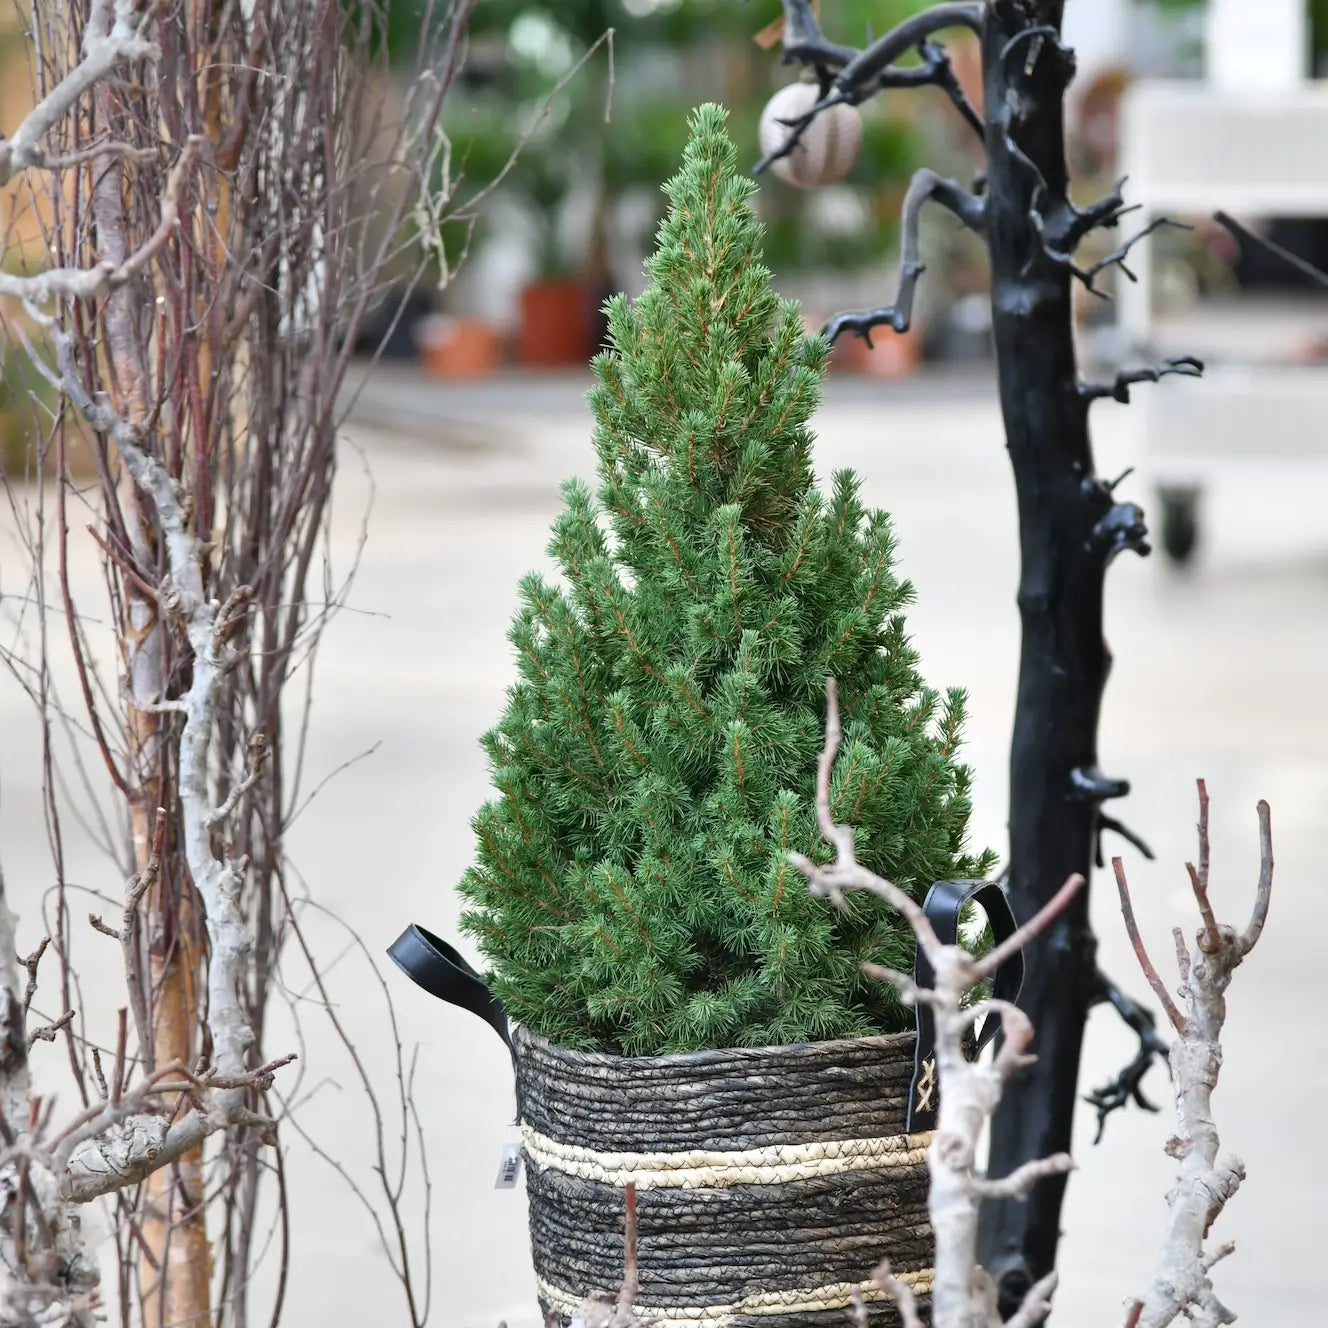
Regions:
[[758, 82, 863, 189]]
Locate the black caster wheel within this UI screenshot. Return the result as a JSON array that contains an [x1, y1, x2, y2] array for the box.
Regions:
[[1157, 484, 1201, 567]]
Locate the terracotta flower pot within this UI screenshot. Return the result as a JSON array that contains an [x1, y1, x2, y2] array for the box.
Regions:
[[518, 280, 595, 368], [840, 325, 923, 380], [417, 315, 501, 380]]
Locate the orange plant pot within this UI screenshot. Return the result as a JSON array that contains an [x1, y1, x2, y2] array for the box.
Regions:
[[518, 280, 595, 368], [834, 323, 923, 379], [418, 316, 501, 380]]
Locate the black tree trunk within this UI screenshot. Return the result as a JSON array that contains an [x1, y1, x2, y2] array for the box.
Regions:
[[756, 2, 1190, 1314], [976, 2, 1145, 1309]]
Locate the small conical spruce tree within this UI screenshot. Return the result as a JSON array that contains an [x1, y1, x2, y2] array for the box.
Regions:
[[458, 104, 994, 1055]]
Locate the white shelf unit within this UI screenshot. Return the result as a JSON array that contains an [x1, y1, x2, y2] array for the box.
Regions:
[[1116, 81, 1328, 560]]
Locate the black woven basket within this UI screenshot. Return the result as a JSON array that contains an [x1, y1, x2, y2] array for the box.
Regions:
[[388, 880, 1021, 1327], [517, 1024, 932, 1327]]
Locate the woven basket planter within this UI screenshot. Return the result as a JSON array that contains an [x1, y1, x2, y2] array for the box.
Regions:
[[516, 1025, 933, 1327], [388, 882, 1021, 1325]]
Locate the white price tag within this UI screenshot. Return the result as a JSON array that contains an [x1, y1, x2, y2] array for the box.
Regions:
[[495, 1142, 523, 1190]]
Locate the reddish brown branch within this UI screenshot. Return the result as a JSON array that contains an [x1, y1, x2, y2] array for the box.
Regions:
[[1186, 779, 1220, 952], [615, 1182, 640, 1322], [975, 873, 1085, 980], [1112, 857, 1185, 1034]]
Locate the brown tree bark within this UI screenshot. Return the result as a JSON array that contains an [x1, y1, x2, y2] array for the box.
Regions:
[[91, 101, 213, 1328]]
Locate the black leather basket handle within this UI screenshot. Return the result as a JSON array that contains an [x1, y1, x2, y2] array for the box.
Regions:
[[907, 879, 1024, 1134], [387, 924, 515, 1069], [388, 876, 1022, 1125]]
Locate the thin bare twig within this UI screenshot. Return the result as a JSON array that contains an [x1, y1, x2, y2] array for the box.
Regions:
[[28, 1009, 76, 1044], [21, 938, 51, 1016], [614, 1183, 639, 1324], [1112, 856, 1186, 1034], [1186, 780, 1221, 952], [863, 1258, 923, 1328], [1239, 801, 1273, 955]]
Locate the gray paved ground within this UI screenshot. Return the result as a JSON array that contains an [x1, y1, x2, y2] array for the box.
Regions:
[[3, 364, 1326, 1324]]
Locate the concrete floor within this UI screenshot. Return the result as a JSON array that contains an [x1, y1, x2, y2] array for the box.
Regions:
[[3, 364, 1326, 1325]]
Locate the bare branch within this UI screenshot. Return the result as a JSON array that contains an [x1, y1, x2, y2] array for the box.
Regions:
[[566, 1182, 659, 1327], [821, 4, 983, 96], [1074, 218, 1191, 297], [121, 808, 166, 1067], [1096, 813, 1156, 867], [756, 2, 985, 177], [89, 915, 121, 942], [1081, 357, 1205, 405], [613, 1183, 639, 1325], [206, 730, 268, 828], [860, 961, 930, 1004], [1215, 210, 1328, 291], [0, 139, 197, 302], [1172, 928, 1191, 983], [766, 0, 858, 72], [17, 138, 157, 173], [1112, 856, 1186, 1033], [1084, 971, 1167, 1142], [809, 677, 858, 874], [864, 1257, 925, 1328], [28, 1010, 76, 1044], [20, 938, 51, 1016], [967, 1154, 1073, 1201], [823, 169, 987, 347], [1239, 801, 1273, 956], [0, 0, 159, 185], [1132, 784, 1275, 1327], [974, 874, 1083, 981], [791, 680, 1082, 1328], [1004, 1272, 1059, 1328]]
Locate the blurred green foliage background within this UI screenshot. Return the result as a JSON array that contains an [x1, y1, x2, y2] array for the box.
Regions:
[[429, 1, 959, 285]]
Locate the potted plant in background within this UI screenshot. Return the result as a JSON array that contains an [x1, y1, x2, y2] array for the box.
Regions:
[[509, 136, 601, 367], [412, 96, 516, 379], [467, 0, 929, 370], [752, 4, 982, 378], [402, 106, 999, 1324], [462, 2, 615, 368]]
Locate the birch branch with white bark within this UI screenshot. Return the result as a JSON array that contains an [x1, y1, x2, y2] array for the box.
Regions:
[[2, 138, 196, 305], [34, 327, 287, 1201], [0, 875, 101, 1328], [1117, 781, 1273, 1328], [0, 0, 158, 186], [0, 332, 290, 1297], [789, 679, 1079, 1328]]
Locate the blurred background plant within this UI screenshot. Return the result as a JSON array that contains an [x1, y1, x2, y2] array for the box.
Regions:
[[428, 1, 973, 365], [348, 0, 1328, 374]]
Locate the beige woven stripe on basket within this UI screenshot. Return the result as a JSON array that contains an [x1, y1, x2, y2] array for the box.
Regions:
[[538, 1268, 936, 1324], [521, 1124, 935, 1190]]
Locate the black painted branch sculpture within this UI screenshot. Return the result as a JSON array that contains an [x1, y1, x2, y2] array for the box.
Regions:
[[756, 0, 1205, 1312]]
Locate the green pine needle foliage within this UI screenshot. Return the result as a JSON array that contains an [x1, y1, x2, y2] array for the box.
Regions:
[[458, 104, 995, 1055]]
